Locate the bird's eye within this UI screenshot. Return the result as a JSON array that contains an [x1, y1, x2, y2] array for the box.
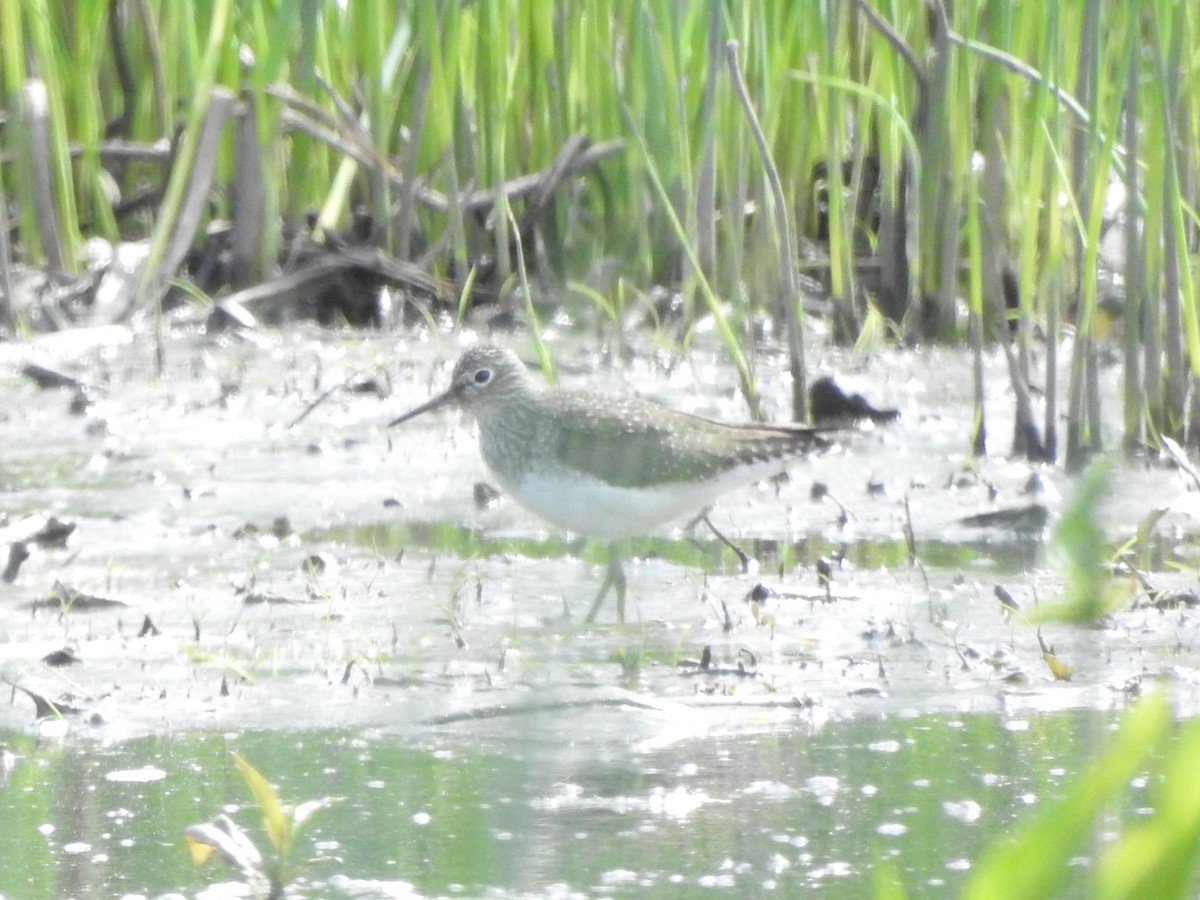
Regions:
[[474, 368, 492, 385]]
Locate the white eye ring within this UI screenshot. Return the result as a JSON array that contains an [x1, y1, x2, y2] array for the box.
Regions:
[[474, 368, 492, 385]]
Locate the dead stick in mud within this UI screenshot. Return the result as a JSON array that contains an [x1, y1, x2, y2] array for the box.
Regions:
[[287, 375, 371, 430]]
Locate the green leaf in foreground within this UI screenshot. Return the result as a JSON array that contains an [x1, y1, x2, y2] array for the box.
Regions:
[[1038, 459, 1131, 621], [964, 693, 1170, 900], [1096, 714, 1200, 900]]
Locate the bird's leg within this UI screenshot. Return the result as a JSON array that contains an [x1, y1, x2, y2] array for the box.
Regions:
[[612, 552, 627, 622], [585, 544, 628, 623], [701, 512, 752, 574]]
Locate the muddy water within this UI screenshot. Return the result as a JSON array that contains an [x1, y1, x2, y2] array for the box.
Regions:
[[1, 325, 1198, 897]]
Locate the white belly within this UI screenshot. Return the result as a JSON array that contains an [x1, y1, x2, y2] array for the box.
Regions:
[[491, 464, 785, 540]]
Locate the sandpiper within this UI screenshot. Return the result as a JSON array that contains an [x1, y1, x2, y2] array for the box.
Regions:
[[391, 344, 829, 622]]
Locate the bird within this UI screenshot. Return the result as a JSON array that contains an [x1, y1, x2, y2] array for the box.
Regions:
[[390, 344, 830, 622]]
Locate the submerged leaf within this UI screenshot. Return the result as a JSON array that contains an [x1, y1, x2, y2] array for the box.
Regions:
[[182, 814, 263, 875], [291, 796, 338, 835], [183, 833, 216, 867]]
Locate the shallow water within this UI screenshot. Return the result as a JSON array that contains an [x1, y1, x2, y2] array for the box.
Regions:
[[2, 325, 1199, 896], [0, 709, 1141, 898]]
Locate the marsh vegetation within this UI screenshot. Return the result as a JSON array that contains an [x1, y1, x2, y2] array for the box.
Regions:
[[4, 3, 1200, 897]]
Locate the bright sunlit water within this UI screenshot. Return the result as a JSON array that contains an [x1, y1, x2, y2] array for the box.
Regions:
[[0, 708, 1146, 898]]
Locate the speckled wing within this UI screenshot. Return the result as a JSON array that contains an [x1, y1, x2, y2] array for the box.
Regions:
[[545, 391, 827, 489]]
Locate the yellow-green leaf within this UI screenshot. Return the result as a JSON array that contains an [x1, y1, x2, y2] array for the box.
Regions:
[[184, 833, 216, 867], [231, 752, 289, 854]]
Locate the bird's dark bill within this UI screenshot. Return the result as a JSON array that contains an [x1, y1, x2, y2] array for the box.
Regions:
[[389, 389, 456, 427]]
